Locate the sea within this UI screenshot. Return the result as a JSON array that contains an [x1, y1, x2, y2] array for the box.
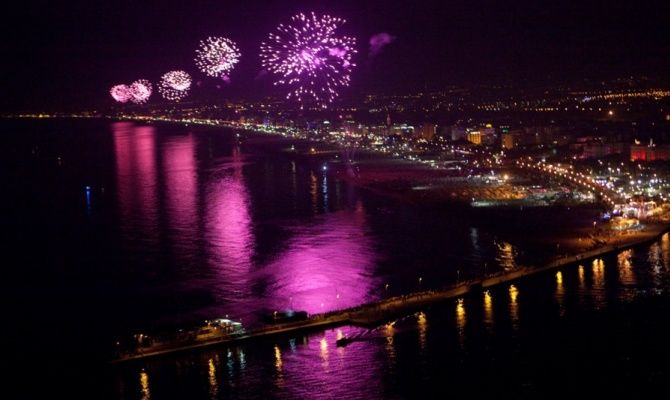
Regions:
[[1, 118, 669, 399]]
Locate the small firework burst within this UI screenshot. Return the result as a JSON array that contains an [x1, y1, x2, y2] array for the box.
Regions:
[[260, 12, 357, 107], [158, 70, 192, 101], [195, 37, 241, 79], [128, 79, 153, 104], [110, 84, 131, 103]]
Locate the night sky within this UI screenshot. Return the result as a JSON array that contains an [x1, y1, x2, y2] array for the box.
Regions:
[[4, 0, 670, 111]]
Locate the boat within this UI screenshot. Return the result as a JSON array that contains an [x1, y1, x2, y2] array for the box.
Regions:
[[263, 309, 309, 324], [336, 336, 353, 347]]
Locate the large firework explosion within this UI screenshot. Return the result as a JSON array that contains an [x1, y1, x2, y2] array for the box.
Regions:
[[260, 12, 357, 107], [128, 79, 153, 104], [158, 70, 192, 101], [194, 37, 241, 79], [110, 84, 131, 103]]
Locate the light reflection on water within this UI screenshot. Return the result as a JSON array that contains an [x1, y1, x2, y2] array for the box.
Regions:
[[120, 238, 670, 399], [509, 284, 519, 325], [110, 123, 386, 326], [591, 258, 606, 308], [555, 271, 564, 312], [208, 358, 219, 399], [495, 241, 517, 271], [483, 290, 494, 326], [114, 123, 159, 249], [9, 120, 670, 398], [104, 122, 538, 328], [139, 370, 150, 400], [417, 312, 427, 353], [106, 122, 670, 399], [205, 145, 254, 301]]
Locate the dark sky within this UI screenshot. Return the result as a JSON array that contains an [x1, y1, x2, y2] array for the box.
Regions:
[[3, 0, 670, 111]]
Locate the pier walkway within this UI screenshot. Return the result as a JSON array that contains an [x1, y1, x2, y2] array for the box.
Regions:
[[112, 226, 669, 364]]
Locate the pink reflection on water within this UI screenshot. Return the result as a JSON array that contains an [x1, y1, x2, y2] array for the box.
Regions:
[[271, 327, 384, 398], [162, 135, 197, 242], [205, 146, 254, 297], [113, 123, 158, 242], [263, 201, 379, 315]]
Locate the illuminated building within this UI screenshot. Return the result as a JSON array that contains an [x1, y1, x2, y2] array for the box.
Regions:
[[390, 123, 414, 137], [501, 131, 520, 149], [467, 130, 482, 145], [630, 140, 670, 161]]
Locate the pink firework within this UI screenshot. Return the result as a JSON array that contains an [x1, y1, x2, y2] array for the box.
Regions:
[[195, 37, 241, 78], [129, 79, 152, 104], [158, 70, 192, 101], [260, 12, 357, 107], [110, 84, 131, 103]]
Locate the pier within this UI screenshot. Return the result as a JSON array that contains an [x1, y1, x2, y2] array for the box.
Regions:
[[112, 226, 669, 364]]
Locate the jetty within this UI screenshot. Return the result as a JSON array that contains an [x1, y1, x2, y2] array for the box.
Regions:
[[112, 226, 669, 364]]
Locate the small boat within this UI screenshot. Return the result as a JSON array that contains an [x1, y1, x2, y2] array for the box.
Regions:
[[336, 336, 353, 347]]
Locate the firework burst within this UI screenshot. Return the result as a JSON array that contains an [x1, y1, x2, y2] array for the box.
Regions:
[[110, 84, 131, 103], [158, 70, 192, 101], [195, 37, 241, 78], [260, 12, 357, 107], [128, 79, 153, 104]]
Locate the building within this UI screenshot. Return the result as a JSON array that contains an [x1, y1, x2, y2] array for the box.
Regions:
[[418, 123, 437, 141], [369, 125, 389, 137], [501, 131, 520, 149], [630, 139, 670, 161], [522, 125, 561, 146], [449, 125, 467, 141], [479, 125, 496, 145], [467, 130, 482, 145], [390, 123, 414, 137], [582, 142, 626, 159]]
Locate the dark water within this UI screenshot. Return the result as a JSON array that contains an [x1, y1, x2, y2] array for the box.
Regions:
[[2, 119, 670, 398]]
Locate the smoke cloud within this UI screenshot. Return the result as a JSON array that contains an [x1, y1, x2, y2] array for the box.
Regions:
[[369, 32, 396, 59]]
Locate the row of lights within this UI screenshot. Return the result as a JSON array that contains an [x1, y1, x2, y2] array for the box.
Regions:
[[517, 160, 618, 207]]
